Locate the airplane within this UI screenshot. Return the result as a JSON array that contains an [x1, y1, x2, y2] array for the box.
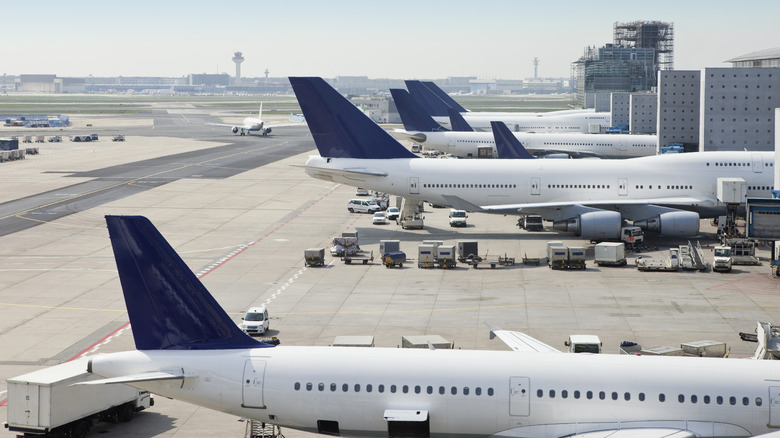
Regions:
[[292, 77, 775, 240], [206, 103, 295, 136], [85, 214, 780, 437], [390, 88, 657, 159], [405, 80, 607, 132]]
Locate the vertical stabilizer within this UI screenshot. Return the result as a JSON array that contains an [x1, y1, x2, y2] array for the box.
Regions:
[[423, 81, 468, 113], [447, 108, 474, 132], [491, 121, 536, 159], [289, 77, 417, 159], [390, 88, 448, 132], [405, 80, 451, 117], [106, 215, 269, 350]]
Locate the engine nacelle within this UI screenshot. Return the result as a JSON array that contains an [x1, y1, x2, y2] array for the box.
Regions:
[[263, 127, 272, 135], [634, 211, 700, 237], [552, 210, 621, 240], [232, 127, 239, 134]]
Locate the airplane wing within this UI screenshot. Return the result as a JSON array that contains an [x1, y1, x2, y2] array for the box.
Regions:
[[206, 122, 303, 129], [570, 429, 696, 437], [486, 323, 561, 353], [480, 196, 713, 213], [75, 370, 195, 386], [205, 122, 241, 129]]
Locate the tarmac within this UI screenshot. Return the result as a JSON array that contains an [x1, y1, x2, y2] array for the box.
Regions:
[[0, 103, 778, 438]]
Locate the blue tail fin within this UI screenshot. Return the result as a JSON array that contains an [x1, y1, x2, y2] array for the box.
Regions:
[[491, 121, 536, 159], [447, 108, 474, 132], [423, 81, 468, 113], [405, 80, 451, 117], [106, 215, 269, 350], [289, 77, 416, 159], [390, 88, 448, 132]]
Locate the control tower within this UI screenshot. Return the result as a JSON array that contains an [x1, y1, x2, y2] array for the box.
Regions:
[[232, 51, 245, 84]]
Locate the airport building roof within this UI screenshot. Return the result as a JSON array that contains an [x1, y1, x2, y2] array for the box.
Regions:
[[726, 47, 780, 67]]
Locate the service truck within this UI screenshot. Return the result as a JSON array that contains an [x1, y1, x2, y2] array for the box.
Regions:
[[4, 357, 152, 438], [565, 335, 602, 353], [712, 245, 733, 272]]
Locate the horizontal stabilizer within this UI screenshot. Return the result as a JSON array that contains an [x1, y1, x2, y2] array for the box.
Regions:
[[485, 323, 561, 353], [75, 370, 194, 386]]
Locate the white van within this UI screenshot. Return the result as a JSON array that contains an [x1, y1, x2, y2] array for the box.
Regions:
[[348, 198, 381, 213], [241, 306, 269, 336], [448, 209, 468, 227]]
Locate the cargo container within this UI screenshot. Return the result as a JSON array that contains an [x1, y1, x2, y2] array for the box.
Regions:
[[594, 242, 627, 266], [418, 244, 436, 268]]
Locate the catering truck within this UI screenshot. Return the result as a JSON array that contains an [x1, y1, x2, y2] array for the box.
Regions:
[[4, 357, 152, 438]]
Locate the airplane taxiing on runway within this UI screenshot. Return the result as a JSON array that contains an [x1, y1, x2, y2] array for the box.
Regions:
[[84, 214, 780, 437], [291, 77, 774, 240], [206, 103, 298, 136]]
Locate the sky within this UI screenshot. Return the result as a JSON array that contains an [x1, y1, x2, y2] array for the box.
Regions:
[[2, 0, 778, 80]]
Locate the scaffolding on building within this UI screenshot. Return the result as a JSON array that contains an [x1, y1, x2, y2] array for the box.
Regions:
[[613, 21, 674, 71]]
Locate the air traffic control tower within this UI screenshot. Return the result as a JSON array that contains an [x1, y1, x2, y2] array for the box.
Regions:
[[232, 51, 244, 85]]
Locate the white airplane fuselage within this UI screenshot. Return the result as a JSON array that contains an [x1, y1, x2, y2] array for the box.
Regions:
[[90, 346, 780, 437], [304, 151, 774, 219], [433, 112, 611, 132], [396, 130, 658, 159], [242, 117, 264, 132]]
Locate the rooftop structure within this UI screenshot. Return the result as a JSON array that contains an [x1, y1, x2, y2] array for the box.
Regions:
[[726, 47, 780, 68]]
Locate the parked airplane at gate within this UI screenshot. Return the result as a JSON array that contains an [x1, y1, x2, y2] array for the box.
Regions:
[[405, 80, 608, 132], [206, 103, 293, 136], [292, 77, 774, 240], [391, 88, 657, 159], [85, 215, 780, 438]]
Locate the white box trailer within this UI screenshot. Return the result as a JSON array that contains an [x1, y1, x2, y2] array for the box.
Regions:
[[594, 242, 627, 266], [4, 357, 152, 437]]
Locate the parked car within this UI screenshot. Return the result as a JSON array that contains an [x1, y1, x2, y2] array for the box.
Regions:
[[386, 207, 400, 221], [241, 306, 269, 336], [356, 187, 369, 196], [348, 198, 381, 213], [372, 212, 387, 225]]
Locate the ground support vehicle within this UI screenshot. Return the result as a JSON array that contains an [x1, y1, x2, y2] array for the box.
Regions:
[[112, 135, 125, 141], [635, 248, 680, 271], [304, 248, 325, 267], [4, 357, 152, 438], [457, 241, 482, 268], [343, 250, 374, 265], [382, 251, 406, 268], [679, 241, 708, 271], [522, 253, 541, 265], [520, 214, 544, 231], [712, 245, 733, 272], [772, 259, 780, 278], [47, 136, 62, 142]]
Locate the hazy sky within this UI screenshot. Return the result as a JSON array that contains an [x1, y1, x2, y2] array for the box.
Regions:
[[3, 0, 778, 80]]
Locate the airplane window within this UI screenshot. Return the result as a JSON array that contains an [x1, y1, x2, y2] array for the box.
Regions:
[[439, 386, 445, 395], [587, 391, 593, 399], [599, 391, 605, 400], [402, 385, 408, 394], [537, 389, 543, 398], [294, 382, 301, 391], [729, 396, 736, 405], [561, 390, 568, 399], [427, 386, 433, 394], [624, 392, 630, 401], [306, 383, 312, 391], [318, 383, 324, 391], [743, 397, 749, 406], [330, 383, 337, 392], [366, 384, 372, 393], [659, 394, 666, 402], [476, 387, 482, 396], [717, 396, 723, 405], [451, 387, 457, 395], [354, 384, 360, 393], [390, 385, 396, 393], [463, 387, 469, 396], [488, 388, 494, 396], [612, 392, 618, 401], [757, 398, 763, 406], [704, 395, 710, 404], [574, 390, 580, 399], [639, 393, 645, 401], [414, 385, 420, 394], [549, 390, 556, 398], [691, 395, 697, 403], [343, 384, 348, 392]]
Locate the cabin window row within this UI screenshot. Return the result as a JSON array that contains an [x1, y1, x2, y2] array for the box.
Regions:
[[749, 186, 773, 191], [547, 184, 611, 189], [706, 162, 773, 167], [423, 183, 517, 189], [294, 382, 495, 397], [536, 388, 762, 407]]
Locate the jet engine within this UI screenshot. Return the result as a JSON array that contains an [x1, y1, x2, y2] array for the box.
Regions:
[[263, 127, 272, 136], [633, 211, 700, 237], [232, 127, 239, 134], [552, 210, 622, 240]]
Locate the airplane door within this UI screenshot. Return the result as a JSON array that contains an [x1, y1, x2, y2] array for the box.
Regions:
[[752, 154, 764, 173], [530, 177, 541, 196], [409, 177, 420, 195], [242, 359, 266, 409], [618, 178, 628, 196], [509, 377, 530, 416], [770, 387, 780, 427]]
